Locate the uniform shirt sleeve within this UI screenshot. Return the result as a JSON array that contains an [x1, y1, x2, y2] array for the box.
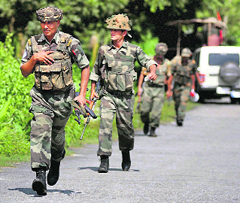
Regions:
[[68, 37, 89, 69], [20, 41, 33, 68], [89, 46, 105, 82], [164, 59, 172, 77], [135, 46, 157, 71]]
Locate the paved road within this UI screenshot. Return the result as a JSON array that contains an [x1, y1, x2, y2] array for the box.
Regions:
[[1, 99, 240, 203]]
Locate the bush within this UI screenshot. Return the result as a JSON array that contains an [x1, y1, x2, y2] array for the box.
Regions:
[[0, 33, 33, 156]]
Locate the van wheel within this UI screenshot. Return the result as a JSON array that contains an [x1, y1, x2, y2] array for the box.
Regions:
[[230, 97, 239, 104], [219, 62, 240, 84], [198, 93, 205, 103]]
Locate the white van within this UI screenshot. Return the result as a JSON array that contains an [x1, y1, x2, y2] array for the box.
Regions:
[[193, 46, 240, 103]]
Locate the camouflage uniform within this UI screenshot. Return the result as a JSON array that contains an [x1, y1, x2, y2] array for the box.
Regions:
[[140, 55, 170, 131], [90, 40, 157, 156], [171, 48, 196, 124], [20, 11, 89, 172]]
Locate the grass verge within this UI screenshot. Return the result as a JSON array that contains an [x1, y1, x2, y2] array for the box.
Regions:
[[0, 96, 200, 168]]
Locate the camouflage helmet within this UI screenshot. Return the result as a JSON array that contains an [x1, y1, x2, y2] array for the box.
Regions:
[[155, 43, 168, 56], [106, 14, 132, 31], [181, 48, 192, 57], [36, 7, 63, 23]]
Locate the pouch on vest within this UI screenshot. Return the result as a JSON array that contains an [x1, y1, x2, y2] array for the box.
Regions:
[[150, 64, 166, 86], [34, 61, 73, 91], [107, 71, 134, 91], [31, 32, 73, 91], [104, 56, 136, 92]]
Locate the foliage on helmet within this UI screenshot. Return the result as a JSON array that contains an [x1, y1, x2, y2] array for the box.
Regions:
[[36, 7, 63, 22], [106, 14, 132, 31]]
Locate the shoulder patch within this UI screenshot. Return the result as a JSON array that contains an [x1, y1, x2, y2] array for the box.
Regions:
[[67, 38, 72, 47], [27, 38, 31, 46]]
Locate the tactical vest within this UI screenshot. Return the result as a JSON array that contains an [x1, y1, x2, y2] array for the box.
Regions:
[[101, 44, 137, 92], [29, 32, 73, 91], [147, 58, 169, 86], [173, 59, 194, 85]]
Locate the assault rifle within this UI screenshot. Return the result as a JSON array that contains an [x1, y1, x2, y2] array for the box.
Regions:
[[72, 99, 97, 120], [72, 81, 101, 140], [80, 81, 101, 139], [72, 98, 97, 140]]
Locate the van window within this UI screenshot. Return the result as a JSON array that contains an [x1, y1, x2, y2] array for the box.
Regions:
[[209, 53, 239, 66]]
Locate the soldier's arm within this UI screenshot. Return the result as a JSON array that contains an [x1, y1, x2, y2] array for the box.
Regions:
[[70, 38, 90, 106], [137, 71, 144, 97], [190, 60, 196, 90], [191, 74, 195, 90], [77, 65, 90, 106], [20, 49, 54, 77], [148, 64, 157, 80], [166, 74, 173, 98], [135, 46, 157, 80]]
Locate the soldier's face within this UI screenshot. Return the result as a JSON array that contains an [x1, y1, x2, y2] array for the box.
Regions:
[[41, 21, 60, 41], [110, 29, 125, 41]]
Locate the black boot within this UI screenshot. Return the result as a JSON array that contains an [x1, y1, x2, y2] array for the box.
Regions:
[[121, 151, 131, 171], [47, 150, 65, 186], [149, 127, 157, 137], [47, 160, 60, 186], [98, 155, 109, 173], [176, 118, 183, 126], [143, 122, 149, 135], [32, 169, 47, 196]]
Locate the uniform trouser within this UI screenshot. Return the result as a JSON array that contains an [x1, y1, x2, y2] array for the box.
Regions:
[[97, 93, 135, 157], [29, 86, 74, 171], [173, 83, 191, 121], [140, 86, 165, 128]]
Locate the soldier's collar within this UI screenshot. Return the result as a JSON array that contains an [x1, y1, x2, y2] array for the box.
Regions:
[[39, 29, 60, 44], [109, 40, 128, 50], [53, 29, 60, 44]]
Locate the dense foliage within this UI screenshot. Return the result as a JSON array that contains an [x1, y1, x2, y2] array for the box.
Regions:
[[0, 34, 32, 156], [0, 0, 239, 59], [0, 0, 238, 158]]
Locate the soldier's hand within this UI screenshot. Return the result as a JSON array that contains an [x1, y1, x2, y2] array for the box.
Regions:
[[33, 51, 54, 65], [138, 88, 142, 97], [166, 90, 172, 99], [90, 90, 99, 100], [147, 72, 157, 81], [74, 94, 86, 107]]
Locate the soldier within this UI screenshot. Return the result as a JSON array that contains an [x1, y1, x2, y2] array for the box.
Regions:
[[89, 14, 157, 173], [167, 48, 196, 126], [138, 43, 171, 137], [20, 7, 90, 195]]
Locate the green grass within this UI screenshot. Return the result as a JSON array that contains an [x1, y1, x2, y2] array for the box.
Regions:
[[0, 96, 200, 168]]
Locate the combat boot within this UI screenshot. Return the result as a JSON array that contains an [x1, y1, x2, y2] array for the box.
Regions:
[[47, 150, 65, 186], [149, 127, 157, 137], [143, 122, 149, 135], [47, 160, 60, 186], [176, 118, 183, 126], [32, 169, 47, 196], [98, 155, 109, 173], [121, 151, 131, 171]]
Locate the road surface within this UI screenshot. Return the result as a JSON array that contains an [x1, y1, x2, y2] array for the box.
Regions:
[[1, 99, 240, 203]]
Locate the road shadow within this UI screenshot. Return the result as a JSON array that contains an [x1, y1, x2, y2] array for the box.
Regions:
[[134, 132, 147, 137], [78, 166, 139, 172], [8, 187, 81, 196]]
